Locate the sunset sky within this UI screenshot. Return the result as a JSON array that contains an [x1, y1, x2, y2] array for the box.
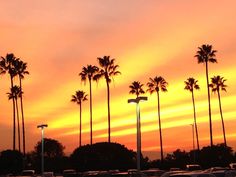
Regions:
[[1, 0, 236, 159]]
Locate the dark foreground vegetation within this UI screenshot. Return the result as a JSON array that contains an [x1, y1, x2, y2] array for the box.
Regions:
[[0, 140, 236, 175]]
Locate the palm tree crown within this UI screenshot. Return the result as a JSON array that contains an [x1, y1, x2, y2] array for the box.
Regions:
[[209, 76, 227, 93], [94, 56, 121, 82], [195, 44, 217, 64], [147, 76, 168, 94], [71, 90, 88, 105], [129, 81, 145, 97], [79, 65, 99, 82], [184, 77, 200, 92]]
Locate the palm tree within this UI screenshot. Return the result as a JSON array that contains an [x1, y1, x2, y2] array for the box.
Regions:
[[14, 59, 29, 156], [7, 85, 22, 152], [71, 90, 88, 147], [184, 77, 200, 151], [0, 53, 18, 150], [94, 56, 121, 143], [195, 44, 217, 147], [209, 75, 227, 146], [129, 81, 145, 98], [147, 76, 168, 162], [79, 65, 98, 145]]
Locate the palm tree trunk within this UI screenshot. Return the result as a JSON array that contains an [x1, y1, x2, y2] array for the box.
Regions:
[[89, 78, 93, 145], [106, 79, 111, 143], [10, 76, 16, 150], [79, 103, 82, 147], [191, 90, 200, 151], [217, 90, 227, 146], [15, 97, 21, 153], [206, 61, 213, 146], [157, 92, 164, 162], [19, 78, 26, 156]]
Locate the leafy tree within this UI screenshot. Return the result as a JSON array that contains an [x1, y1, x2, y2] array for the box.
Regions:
[[34, 138, 66, 172], [79, 65, 98, 145], [199, 144, 234, 168], [70, 142, 136, 171], [94, 56, 121, 143], [0, 150, 23, 175], [209, 75, 227, 146], [184, 77, 200, 150], [147, 76, 168, 162], [71, 90, 88, 146], [195, 44, 217, 146]]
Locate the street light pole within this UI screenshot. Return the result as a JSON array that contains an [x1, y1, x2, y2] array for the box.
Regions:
[[37, 124, 48, 177], [128, 96, 147, 172]]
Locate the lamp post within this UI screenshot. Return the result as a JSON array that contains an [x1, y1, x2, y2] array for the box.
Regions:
[[128, 96, 148, 172], [37, 124, 48, 177]]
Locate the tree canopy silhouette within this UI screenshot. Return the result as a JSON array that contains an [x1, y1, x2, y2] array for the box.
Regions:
[[70, 142, 136, 171]]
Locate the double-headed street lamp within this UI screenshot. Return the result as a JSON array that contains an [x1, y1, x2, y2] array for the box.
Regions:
[[37, 124, 48, 177], [128, 96, 148, 172]]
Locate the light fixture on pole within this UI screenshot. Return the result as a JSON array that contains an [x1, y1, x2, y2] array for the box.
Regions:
[[37, 124, 48, 177], [128, 96, 148, 172]]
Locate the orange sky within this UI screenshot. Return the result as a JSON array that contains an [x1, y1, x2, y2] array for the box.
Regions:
[[1, 0, 236, 159]]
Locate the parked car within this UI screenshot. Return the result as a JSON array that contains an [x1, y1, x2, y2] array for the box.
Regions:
[[229, 163, 236, 170], [210, 170, 236, 177], [170, 171, 215, 177], [160, 170, 187, 177], [21, 170, 36, 176], [141, 169, 165, 177], [186, 165, 202, 171]]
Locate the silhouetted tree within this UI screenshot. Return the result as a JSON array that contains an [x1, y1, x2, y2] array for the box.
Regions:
[[70, 142, 136, 171], [71, 90, 88, 146], [209, 75, 227, 146], [165, 149, 191, 169], [195, 44, 217, 147], [147, 76, 168, 162], [94, 56, 121, 143], [0, 150, 23, 175], [7, 85, 23, 152], [34, 138, 65, 172], [0, 53, 18, 150], [129, 81, 145, 98], [184, 77, 200, 151], [199, 144, 233, 168], [79, 65, 98, 145], [14, 59, 29, 156]]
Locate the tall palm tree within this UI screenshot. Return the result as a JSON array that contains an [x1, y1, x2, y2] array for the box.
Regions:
[[71, 90, 88, 147], [209, 75, 227, 146], [0, 53, 18, 150], [184, 77, 200, 151], [94, 56, 121, 143], [147, 76, 168, 162], [7, 85, 22, 152], [129, 81, 145, 98], [79, 65, 98, 145], [195, 44, 217, 147], [14, 59, 29, 156]]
